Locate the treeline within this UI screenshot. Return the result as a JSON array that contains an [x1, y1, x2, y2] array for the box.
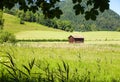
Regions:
[[4, 8, 73, 32], [59, 0, 120, 31], [3, 0, 120, 32]]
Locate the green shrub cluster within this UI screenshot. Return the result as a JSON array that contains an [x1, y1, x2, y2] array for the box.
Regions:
[[0, 31, 16, 44], [0, 10, 4, 30]]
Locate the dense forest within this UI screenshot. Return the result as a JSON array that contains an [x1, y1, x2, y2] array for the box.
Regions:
[[3, 0, 120, 32], [59, 0, 120, 31]]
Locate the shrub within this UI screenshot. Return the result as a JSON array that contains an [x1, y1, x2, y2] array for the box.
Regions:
[[0, 12, 4, 30], [117, 28, 120, 32], [0, 31, 16, 44], [20, 19, 25, 24], [0, 19, 4, 30]]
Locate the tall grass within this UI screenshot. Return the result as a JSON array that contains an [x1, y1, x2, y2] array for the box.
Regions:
[[0, 44, 120, 81], [1, 52, 119, 82]]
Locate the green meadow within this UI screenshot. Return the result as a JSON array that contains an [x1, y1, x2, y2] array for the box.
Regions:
[[3, 13, 120, 43], [0, 13, 120, 81], [3, 13, 61, 33], [16, 31, 120, 42], [0, 44, 120, 81]]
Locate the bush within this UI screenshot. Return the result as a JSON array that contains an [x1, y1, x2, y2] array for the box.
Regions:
[[117, 28, 120, 32], [20, 19, 25, 24], [0, 31, 16, 44], [0, 19, 4, 30], [0, 11, 4, 30]]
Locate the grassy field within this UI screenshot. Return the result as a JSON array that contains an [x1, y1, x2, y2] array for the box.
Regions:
[[16, 31, 120, 45], [0, 44, 120, 81], [16, 31, 120, 41], [3, 13, 62, 33], [0, 13, 120, 81], [3, 13, 120, 44]]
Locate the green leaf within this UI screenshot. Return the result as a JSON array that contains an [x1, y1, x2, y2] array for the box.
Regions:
[[22, 65, 30, 75], [17, 68, 29, 77], [94, 10, 99, 15], [75, 10, 80, 15], [91, 15, 96, 20], [72, 0, 77, 4], [6, 52, 15, 67], [29, 58, 35, 70], [62, 61, 67, 71], [85, 12, 90, 20], [87, 0, 93, 6], [78, 0, 82, 3], [7, 69, 17, 79]]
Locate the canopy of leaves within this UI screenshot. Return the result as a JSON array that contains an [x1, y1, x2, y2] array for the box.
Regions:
[[0, 0, 110, 20]]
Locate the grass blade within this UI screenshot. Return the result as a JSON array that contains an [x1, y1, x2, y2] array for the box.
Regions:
[[22, 65, 30, 75], [29, 58, 35, 70]]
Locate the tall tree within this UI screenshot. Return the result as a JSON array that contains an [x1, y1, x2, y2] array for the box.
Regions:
[[0, 0, 110, 20]]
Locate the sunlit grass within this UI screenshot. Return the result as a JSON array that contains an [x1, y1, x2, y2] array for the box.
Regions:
[[82, 31, 120, 41], [1, 11, 120, 82], [16, 31, 120, 42], [3, 13, 120, 43], [16, 31, 70, 40], [0, 44, 120, 81], [3, 13, 62, 33]]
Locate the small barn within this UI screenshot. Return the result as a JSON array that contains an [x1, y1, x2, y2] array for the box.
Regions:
[[68, 35, 84, 43]]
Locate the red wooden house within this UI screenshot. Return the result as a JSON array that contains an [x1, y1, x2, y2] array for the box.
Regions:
[[68, 35, 84, 43]]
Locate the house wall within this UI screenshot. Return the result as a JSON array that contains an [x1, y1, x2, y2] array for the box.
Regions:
[[74, 38, 84, 43], [69, 37, 75, 43], [69, 36, 84, 43]]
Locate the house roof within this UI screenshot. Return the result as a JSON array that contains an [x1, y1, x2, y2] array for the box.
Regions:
[[68, 35, 84, 39]]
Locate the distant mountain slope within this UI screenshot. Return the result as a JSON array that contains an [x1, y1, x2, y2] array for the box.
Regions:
[[59, 0, 120, 31], [3, 13, 62, 33]]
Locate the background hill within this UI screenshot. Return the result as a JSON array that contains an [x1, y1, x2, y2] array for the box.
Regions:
[[3, 0, 120, 32], [59, 0, 120, 31], [3, 13, 62, 33], [2, 12, 120, 44]]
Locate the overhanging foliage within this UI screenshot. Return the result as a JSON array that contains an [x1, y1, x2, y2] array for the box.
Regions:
[[0, 0, 110, 20]]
